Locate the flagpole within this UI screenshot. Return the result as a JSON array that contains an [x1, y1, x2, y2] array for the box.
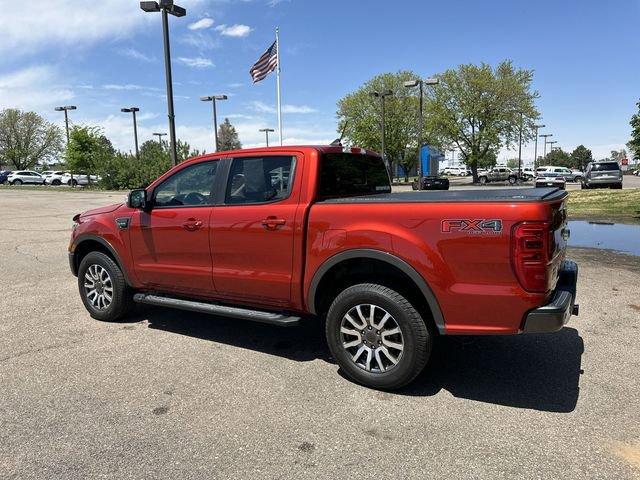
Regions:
[[276, 26, 283, 146]]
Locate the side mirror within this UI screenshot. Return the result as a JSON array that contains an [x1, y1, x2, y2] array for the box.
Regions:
[[127, 189, 148, 209]]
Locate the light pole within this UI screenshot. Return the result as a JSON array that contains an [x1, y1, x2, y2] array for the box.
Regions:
[[540, 133, 553, 166], [404, 77, 438, 184], [517, 112, 524, 181], [370, 90, 394, 174], [55, 105, 77, 187], [259, 128, 275, 147], [548, 141, 558, 161], [140, 0, 186, 166], [533, 124, 545, 170], [200, 95, 227, 151], [121, 107, 140, 158], [153, 132, 167, 145]]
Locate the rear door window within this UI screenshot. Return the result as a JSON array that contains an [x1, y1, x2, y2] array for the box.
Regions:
[[224, 156, 295, 204], [591, 163, 620, 171]]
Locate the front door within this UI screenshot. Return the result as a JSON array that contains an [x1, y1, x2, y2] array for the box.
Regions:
[[129, 160, 219, 295], [211, 154, 300, 307]]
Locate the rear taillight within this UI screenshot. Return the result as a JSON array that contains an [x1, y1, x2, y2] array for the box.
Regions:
[[512, 222, 551, 293]]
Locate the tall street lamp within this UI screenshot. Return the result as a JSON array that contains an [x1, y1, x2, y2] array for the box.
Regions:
[[540, 133, 553, 165], [200, 94, 227, 151], [370, 90, 394, 174], [121, 107, 140, 158], [153, 132, 167, 145], [532, 124, 545, 170], [55, 105, 77, 187], [140, 0, 186, 166], [403, 77, 438, 184], [548, 141, 558, 160], [259, 128, 275, 147]]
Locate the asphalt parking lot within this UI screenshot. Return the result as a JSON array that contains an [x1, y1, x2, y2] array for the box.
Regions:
[[1, 188, 639, 479]]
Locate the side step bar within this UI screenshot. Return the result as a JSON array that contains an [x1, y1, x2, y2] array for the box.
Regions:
[[133, 293, 301, 327]]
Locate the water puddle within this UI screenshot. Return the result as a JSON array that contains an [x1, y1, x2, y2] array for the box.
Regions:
[[568, 220, 640, 256]]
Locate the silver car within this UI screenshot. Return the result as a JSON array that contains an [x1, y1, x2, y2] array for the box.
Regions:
[[581, 161, 623, 189]]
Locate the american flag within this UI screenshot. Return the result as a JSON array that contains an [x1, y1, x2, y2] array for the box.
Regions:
[[250, 40, 278, 83]]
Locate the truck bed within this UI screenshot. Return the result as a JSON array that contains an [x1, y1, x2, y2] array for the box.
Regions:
[[318, 187, 566, 204]]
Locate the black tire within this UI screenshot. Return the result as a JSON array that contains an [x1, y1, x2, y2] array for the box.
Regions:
[[78, 251, 133, 322], [68, 179, 78, 187], [612, 183, 623, 190], [52, 179, 61, 186], [12, 179, 22, 185], [479, 176, 488, 185], [508, 175, 517, 185], [325, 283, 433, 390]]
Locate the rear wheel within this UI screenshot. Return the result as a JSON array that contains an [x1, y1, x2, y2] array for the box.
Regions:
[[612, 183, 623, 190], [508, 175, 517, 185], [78, 252, 133, 322], [325, 283, 433, 390], [479, 176, 488, 185], [68, 179, 78, 187]]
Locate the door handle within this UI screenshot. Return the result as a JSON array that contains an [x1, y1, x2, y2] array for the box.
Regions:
[[261, 216, 286, 230], [182, 218, 203, 231]]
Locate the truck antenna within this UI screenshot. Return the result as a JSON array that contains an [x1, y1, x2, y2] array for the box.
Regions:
[[330, 121, 348, 146]]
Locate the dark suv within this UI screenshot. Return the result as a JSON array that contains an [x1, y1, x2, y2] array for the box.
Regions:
[[582, 161, 623, 189]]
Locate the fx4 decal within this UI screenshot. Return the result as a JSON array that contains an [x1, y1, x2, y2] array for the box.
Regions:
[[441, 219, 503, 234]]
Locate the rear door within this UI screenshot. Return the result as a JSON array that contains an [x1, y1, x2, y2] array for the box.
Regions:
[[129, 159, 220, 295], [210, 153, 301, 307]]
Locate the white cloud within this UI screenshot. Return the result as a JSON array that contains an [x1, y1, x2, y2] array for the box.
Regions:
[[188, 18, 215, 30], [177, 57, 214, 68], [0, 66, 74, 111], [119, 47, 155, 63], [0, 0, 154, 56], [251, 101, 316, 114], [215, 24, 253, 38], [267, 0, 290, 6]]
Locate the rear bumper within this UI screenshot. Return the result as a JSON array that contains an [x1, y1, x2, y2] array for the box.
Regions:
[[584, 177, 622, 185], [521, 260, 578, 333]]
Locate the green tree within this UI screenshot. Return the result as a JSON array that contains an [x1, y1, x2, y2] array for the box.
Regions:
[[542, 148, 572, 167], [570, 145, 592, 170], [217, 118, 242, 151], [336, 70, 442, 176], [65, 126, 113, 183], [0, 108, 63, 170], [506, 158, 519, 169], [628, 99, 640, 161], [424, 60, 540, 182]]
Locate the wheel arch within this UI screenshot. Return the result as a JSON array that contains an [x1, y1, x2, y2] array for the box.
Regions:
[[72, 235, 133, 286], [308, 249, 445, 334]]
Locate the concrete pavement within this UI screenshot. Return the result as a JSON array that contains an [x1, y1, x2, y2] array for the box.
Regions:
[[1, 189, 639, 479]]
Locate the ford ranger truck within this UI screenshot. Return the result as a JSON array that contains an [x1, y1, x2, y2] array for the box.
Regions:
[[69, 145, 578, 390]]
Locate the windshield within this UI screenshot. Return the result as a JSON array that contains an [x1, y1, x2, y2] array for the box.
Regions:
[[591, 163, 620, 171], [318, 153, 391, 198]]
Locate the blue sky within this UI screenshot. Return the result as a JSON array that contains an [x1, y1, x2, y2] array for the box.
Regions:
[[0, 0, 638, 162]]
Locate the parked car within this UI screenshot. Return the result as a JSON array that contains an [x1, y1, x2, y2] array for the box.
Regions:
[[44, 171, 69, 186], [69, 144, 578, 390], [519, 167, 535, 181], [537, 166, 582, 182], [581, 161, 623, 189], [7, 170, 44, 185], [60, 172, 100, 186], [411, 176, 450, 190], [0, 170, 12, 185], [477, 167, 518, 185], [535, 174, 566, 189], [440, 166, 467, 176]]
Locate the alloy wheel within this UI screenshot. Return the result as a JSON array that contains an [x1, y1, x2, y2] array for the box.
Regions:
[[83, 264, 113, 310], [340, 304, 404, 373]]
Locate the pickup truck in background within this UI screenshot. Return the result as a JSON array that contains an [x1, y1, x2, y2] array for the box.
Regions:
[[68, 145, 578, 389]]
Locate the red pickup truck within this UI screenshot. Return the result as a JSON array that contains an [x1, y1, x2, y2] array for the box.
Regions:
[[69, 145, 578, 389]]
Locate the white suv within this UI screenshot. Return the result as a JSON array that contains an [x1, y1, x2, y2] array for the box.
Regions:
[[536, 166, 582, 182], [43, 171, 68, 186], [441, 167, 467, 176], [60, 172, 100, 186], [7, 171, 45, 185]]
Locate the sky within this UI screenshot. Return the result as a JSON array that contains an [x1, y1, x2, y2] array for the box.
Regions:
[[1, 0, 638, 163]]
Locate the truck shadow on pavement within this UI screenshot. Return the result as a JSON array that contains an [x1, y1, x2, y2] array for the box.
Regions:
[[144, 307, 583, 413], [401, 327, 584, 413]]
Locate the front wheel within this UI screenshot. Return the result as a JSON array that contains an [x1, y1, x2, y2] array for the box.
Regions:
[[508, 176, 517, 185], [68, 179, 78, 187], [78, 251, 133, 322], [325, 283, 433, 390], [479, 176, 488, 185], [12, 179, 23, 185]]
